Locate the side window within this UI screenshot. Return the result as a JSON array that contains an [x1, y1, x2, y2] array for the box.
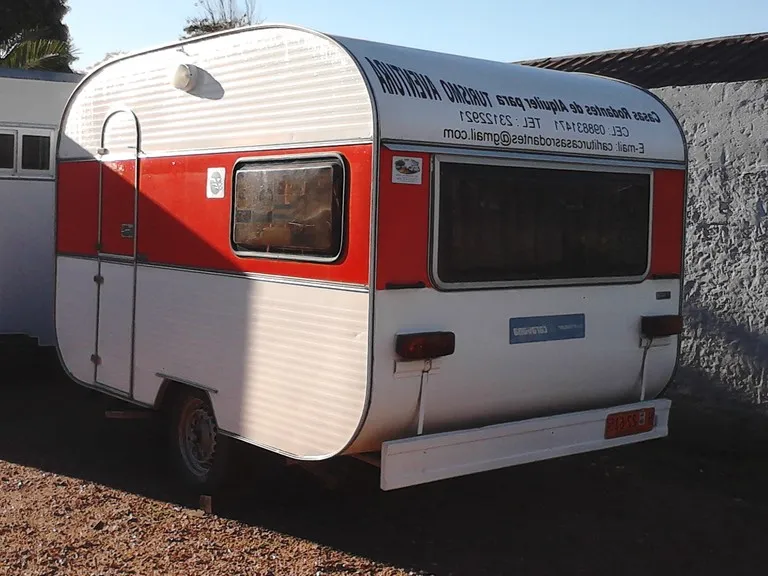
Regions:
[[21, 134, 51, 171], [232, 157, 345, 259], [0, 127, 54, 176], [0, 131, 15, 171]]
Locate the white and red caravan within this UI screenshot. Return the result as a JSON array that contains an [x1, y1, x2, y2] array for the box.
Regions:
[[54, 25, 687, 491]]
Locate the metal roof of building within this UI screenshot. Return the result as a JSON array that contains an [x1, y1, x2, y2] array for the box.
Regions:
[[516, 32, 768, 88], [0, 68, 82, 83]]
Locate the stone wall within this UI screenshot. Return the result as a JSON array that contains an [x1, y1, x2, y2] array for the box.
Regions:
[[652, 80, 768, 410]]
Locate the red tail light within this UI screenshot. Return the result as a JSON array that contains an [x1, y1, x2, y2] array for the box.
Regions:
[[649, 169, 686, 279], [395, 331, 455, 360], [641, 315, 683, 338]]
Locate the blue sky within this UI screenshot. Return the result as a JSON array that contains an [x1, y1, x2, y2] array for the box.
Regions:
[[65, 0, 766, 70]]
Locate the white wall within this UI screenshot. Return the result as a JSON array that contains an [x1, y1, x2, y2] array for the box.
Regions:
[[653, 80, 768, 410]]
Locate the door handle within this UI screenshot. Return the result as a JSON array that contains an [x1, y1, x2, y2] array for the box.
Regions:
[[120, 223, 135, 239]]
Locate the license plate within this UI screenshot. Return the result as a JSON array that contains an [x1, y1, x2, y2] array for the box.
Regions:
[[604, 407, 655, 439]]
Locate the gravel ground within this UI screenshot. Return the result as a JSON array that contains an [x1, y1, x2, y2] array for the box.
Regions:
[[2, 347, 768, 576]]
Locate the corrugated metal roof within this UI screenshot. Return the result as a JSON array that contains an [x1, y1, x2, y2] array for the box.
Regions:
[[0, 68, 82, 83], [516, 33, 768, 88]]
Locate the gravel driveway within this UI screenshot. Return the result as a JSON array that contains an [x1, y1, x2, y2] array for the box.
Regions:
[[1, 348, 767, 575]]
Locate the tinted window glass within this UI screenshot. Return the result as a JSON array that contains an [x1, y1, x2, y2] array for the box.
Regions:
[[0, 133, 14, 169], [21, 134, 51, 170], [437, 162, 651, 284]]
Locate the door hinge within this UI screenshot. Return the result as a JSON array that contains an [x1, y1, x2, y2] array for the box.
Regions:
[[90, 354, 101, 365], [93, 274, 104, 284], [95, 242, 102, 251]]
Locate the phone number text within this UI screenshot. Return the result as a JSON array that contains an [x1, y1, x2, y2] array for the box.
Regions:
[[459, 110, 541, 129], [554, 120, 631, 137]]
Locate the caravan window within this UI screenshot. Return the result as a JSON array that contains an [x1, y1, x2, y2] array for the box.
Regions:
[[0, 132, 14, 170], [232, 157, 345, 260], [21, 134, 51, 171], [435, 160, 651, 286]]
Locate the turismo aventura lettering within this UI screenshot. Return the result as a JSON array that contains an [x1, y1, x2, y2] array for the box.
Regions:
[[363, 57, 663, 124]]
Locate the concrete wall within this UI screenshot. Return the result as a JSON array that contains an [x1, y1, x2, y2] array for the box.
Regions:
[[652, 80, 768, 410]]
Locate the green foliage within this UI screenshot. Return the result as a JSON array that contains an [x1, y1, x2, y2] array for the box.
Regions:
[[0, 29, 76, 71], [0, 1, 76, 72], [182, 0, 262, 39]]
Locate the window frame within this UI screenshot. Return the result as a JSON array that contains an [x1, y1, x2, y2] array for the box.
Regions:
[[230, 152, 348, 263], [0, 129, 17, 175], [430, 154, 655, 291], [18, 128, 55, 176], [0, 125, 55, 179]]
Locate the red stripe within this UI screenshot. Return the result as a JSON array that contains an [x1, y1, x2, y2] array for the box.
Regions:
[[375, 149, 432, 290], [650, 169, 686, 278], [57, 161, 100, 256], [57, 145, 373, 285], [102, 159, 136, 256]]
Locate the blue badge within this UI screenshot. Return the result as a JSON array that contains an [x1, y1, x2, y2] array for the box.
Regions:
[[509, 314, 586, 344]]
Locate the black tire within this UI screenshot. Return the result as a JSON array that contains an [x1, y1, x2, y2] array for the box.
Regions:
[[165, 387, 229, 494]]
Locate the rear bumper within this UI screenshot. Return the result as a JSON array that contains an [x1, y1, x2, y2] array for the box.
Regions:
[[380, 398, 671, 491]]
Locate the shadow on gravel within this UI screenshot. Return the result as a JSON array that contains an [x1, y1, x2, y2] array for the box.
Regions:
[[2, 346, 768, 576]]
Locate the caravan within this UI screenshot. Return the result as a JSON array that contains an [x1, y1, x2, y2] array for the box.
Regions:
[[54, 25, 687, 491], [1, 68, 80, 347]]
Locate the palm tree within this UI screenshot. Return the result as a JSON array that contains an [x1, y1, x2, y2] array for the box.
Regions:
[[0, 28, 76, 72]]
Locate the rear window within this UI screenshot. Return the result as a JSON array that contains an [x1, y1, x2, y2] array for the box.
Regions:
[[435, 161, 651, 286]]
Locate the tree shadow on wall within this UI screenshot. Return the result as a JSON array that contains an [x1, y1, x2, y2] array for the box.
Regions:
[[671, 298, 768, 419]]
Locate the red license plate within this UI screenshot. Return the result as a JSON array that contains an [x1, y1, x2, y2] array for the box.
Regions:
[[604, 407, 655, 439]]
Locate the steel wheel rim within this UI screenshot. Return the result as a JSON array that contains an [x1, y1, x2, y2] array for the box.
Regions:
[[178, 399, 217, 480]]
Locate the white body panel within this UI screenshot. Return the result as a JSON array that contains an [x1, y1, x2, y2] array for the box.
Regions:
[[1, 71, 79, 345], [59, 28, 373, 160], [348, 280, 679, 453], [56, 257, 98, 381], [59, 26, 682, 164], [95, 261, 135, 394], [380, 399, 671, 491], [56, 257, 370, 458], [335, 36, 684, 163]]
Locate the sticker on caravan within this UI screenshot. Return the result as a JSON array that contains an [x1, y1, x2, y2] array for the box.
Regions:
[[206, 167, 226, 199], [509, 314, 586, 345], [392, 156, 423, 185]]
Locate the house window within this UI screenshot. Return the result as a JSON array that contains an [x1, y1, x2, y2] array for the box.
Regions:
[[232, 157, 345, 259], [435, 160, 651, 286], [21, 134, 51, 171], [0, 132, 14, 170]]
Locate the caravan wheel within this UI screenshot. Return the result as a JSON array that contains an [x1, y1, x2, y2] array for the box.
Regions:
[[166, 388, 228, 490]]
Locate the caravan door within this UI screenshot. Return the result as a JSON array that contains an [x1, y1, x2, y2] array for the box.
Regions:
[[94, 110, 140, 396]]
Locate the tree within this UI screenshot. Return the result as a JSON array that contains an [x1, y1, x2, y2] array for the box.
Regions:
[[0, 28, 77, 72], [182, 0, 262, 39], [0, 0, 76, 72], [0, 0, 71, 45]]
